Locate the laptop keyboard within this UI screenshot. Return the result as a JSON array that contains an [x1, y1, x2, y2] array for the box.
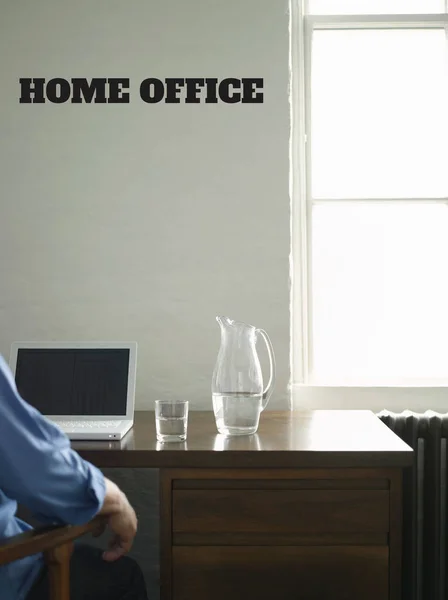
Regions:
[[57, 420, 121, 429]]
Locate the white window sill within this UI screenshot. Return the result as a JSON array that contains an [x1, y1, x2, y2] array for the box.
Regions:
[[291, 384, 448, 413]]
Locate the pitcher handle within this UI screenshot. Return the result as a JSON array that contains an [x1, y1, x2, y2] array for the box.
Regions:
[[257, 329, 276, 410]]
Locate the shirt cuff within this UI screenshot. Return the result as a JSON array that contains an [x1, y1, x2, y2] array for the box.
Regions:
[[32, 462, 106, 526]]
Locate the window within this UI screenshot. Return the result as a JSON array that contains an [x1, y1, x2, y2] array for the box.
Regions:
[[290, 1, 448, 410]]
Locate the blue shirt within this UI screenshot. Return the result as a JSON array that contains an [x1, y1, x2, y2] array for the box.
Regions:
[[0, 355, 106, 600]]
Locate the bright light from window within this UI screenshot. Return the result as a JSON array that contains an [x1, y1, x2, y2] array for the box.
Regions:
[[311, 203, 448, 383], [311, 29, 448, 199]]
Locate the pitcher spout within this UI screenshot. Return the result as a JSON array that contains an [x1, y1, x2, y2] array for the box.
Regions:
[[216, 315, 233, 330], [216, 316, 255, 333]]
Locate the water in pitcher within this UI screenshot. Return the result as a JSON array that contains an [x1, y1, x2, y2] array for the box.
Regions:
[[213, 392, 263, 436]]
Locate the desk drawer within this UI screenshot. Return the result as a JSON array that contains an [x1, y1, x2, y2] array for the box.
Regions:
[[172, 488, 389, 535], [172, 545, 389, 600]]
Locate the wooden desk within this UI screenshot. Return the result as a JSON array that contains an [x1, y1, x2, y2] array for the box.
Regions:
[[73, 410, 413, 600]]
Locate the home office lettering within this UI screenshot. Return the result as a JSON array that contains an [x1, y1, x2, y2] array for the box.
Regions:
[[19, 78, 130, 103], [18, 77, 264, 104], [139, 78, 263, 103]]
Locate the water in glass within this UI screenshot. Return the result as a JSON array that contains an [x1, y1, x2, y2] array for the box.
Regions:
[[156, 416, 187, 442]]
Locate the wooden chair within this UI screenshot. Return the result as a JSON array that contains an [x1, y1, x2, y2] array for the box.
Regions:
[[0, 515, 107, 600]]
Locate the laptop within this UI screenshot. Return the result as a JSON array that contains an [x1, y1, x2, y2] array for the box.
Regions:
[[9, 341, 137, 440]]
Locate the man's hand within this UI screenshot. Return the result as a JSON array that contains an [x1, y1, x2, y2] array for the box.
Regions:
[[92, 520, 107, 538], [97, 477, 138, 561]]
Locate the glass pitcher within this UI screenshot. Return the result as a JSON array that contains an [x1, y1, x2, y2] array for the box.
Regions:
[[212, 316, 276, 436]]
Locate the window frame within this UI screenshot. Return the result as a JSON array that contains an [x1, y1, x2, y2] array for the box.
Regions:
[[290, 1, 448, 411]]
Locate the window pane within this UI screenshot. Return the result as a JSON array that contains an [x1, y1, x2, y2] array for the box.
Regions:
[[311, 203, 448, 382], [309, 0, 445, 14], [311, 29, 448, 199]]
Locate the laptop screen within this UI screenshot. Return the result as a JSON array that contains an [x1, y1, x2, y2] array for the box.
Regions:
[[14, 348, 129, 416]]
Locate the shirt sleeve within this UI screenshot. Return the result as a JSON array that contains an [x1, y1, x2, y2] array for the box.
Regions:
[[0, 355, 106, 525]]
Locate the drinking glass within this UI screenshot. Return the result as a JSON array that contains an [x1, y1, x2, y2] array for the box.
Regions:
[[155, 400, 189, 442]]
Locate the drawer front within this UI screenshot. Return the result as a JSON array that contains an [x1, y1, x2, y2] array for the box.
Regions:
[[172, 489, 389, 535], [172, 546, 389, 600]]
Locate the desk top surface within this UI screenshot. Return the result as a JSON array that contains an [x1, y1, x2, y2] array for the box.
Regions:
[[72, 410, 413, 469]]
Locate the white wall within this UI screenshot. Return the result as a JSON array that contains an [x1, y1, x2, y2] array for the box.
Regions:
[[0, 0, 291, 410]]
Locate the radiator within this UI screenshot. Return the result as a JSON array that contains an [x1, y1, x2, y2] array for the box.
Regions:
[[378, 410, 448, 600]]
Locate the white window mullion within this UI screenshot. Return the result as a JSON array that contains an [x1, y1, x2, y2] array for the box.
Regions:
[[304, 17, 314, 384], [307, 14, 448, 29], [446, 23, 448, 64], [290, 0, 309, 386], [312, 197, 448, 204]]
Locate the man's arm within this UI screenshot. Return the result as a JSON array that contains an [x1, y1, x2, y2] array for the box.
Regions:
[[0, 355, 105, 525], [0, 355, 136, 559]]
